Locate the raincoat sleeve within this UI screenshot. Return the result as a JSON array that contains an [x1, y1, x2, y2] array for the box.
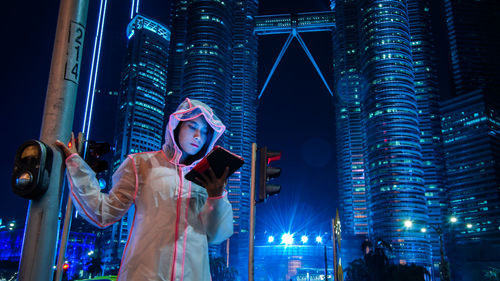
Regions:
[[65, 153, 137, 228], [199, 190, 234, 244]]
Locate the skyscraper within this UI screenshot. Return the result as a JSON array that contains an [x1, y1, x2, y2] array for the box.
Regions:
[[360, 0, 430, 266], [333, 0, 432, 267], [107, 14, 170, 267], [440, 1, 500, 279], [440, 91, 500, 280], [331, 0, 370, 266], [167, 0, 259, 276], [114, 15, 170, 161], [407, 0, 446, 278]]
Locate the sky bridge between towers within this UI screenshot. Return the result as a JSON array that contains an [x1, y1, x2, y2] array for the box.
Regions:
[[253, 11, 338, 101]]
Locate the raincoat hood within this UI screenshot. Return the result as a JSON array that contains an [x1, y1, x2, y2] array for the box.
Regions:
[[163, 98, 226, 165]]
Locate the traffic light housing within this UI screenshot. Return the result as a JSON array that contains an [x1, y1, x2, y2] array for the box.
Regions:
[[11, 140, 53, 199], [258, 146, 281, 202], [85, 141, 111, 173]]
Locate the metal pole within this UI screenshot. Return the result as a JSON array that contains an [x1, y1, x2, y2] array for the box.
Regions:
[[226, 238, 230, 268], [248, 143, 257, 281], [55, 133, 84, 281], [18, 0, 89, 280], [332, 218, 337, 281], [55, 190, 74, 281], [324, 245, 329, 281]]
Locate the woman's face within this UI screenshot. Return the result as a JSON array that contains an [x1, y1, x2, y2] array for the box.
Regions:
[[177, 116, 209, 157]]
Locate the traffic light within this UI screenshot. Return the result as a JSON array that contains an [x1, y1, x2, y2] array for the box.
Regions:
[[11, 140, 53, 199], [258, 146, 281, 202], [85, 141, 111, 173]]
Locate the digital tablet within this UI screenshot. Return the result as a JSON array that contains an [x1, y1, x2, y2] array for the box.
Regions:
[[185, 145, 245, 187]]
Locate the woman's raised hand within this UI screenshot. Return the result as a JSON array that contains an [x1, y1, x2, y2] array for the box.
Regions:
[[55, 132, 83, 158]]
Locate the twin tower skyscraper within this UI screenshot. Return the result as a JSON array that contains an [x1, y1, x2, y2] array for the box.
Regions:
[[109, 0, 499, 280]]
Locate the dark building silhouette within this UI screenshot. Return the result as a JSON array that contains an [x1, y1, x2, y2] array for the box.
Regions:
[[442, 0, 500, 97]]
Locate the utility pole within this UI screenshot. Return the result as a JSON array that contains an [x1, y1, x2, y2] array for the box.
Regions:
[[18, 0, 89, 280]]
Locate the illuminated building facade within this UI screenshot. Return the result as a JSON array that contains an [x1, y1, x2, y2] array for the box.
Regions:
[[440, 92, 500, 280], [0, 218, 96, 280], [440, 1, 500, 279], [114, 14, 170, 161], [106, 14, 170, 268], [360, 0, 430, 266], [167, 0, 259, 276], [254, 232, 334, 281], [331, 0, 369, 266], [333, 0, 433, 267], [407, 0, 445, 278]]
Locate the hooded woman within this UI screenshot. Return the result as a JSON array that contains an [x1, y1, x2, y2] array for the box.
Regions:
[[55, 98, 233, 281]]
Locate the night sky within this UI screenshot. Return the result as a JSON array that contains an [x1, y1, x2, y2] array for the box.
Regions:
[[1, 0, 449, 235]]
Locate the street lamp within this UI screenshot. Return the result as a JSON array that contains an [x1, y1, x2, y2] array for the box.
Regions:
[[421, 225, 450, 281], [301, 235, 309, 243], [281, 233, 294, 245], [449, 216, 457, 223], [267, 235, 275, 243]]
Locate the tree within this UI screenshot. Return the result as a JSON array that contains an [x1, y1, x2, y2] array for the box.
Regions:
[[86, 253, 103, 278], [209, 256, 237, 281], [344, 258, 369, 281], [345, 239, 428, 281], [483, 266, 500, 281]]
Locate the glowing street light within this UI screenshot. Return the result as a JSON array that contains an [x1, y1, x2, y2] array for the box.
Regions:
[[316, 236, 322, 243], [301, 235, 308, 243], [450, 217, 458, 223], [404, 220, 413, 228], [421, 228, 427, 233], [267, 236, 275, 243], [281, 233, 294, 245], [466, 223, 473, 229]]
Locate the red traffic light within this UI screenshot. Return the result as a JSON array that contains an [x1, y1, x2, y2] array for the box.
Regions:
[[62, 263, 70, 270], [258, 146, 282, 203], [267, 151, 281, 165]]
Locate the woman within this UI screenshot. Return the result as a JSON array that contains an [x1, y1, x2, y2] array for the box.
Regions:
[[55, 98, 233, 281]]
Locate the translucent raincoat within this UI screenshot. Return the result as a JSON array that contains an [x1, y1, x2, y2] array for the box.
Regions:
[[65, 98, 234, 281]]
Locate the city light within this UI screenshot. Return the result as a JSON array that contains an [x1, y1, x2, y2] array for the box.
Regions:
[[268, 236, 275, 243], [301, 235, 308, 243], [467, 223, 473, 229], [281, 233, 294, 245], [404, 220, 413, 228], [316, 236, 322, 243], [450, 217, 458, 223], [421, 228, 427, 233]]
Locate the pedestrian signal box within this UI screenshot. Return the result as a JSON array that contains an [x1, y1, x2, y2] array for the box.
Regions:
[[12, 140, 53, 199]]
